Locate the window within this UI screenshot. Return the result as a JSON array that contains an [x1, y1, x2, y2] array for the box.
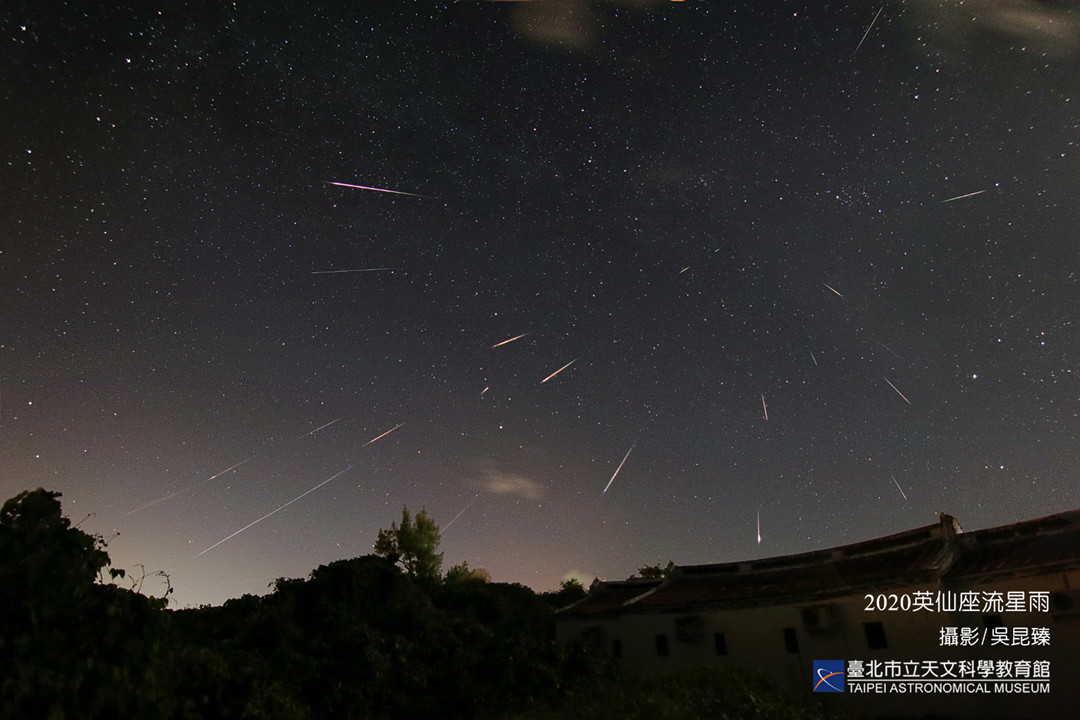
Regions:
[[864, 621, 888, 649], [783, 627, 799, 654], [714, 632, 727, 656], [655, 634, 669, 657], [800, 604, 837, 631], [676, 615, 703, 642]]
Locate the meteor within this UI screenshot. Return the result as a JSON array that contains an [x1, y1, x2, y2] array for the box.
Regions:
[[492, 332, 531, 348], [125, 455, 256, 516], [757, 509, 762, 544], [877, 342, 903, 361], [937, 190, 986, 205], [883, 376, 912, 404], [541, 359, 577, 384], [362, 422, 405, 446], [192, 423, 405, 558], [602, 440, 638, 495], [193, 462, 358, 558], [326, 181, 426, 198], [823, 282, 844, 298], [443, 496, 478, 532], [761, 393, 769, 421], [891, 474, 908, 501], [311, 267, 397, 274], [297, 417, 343, 439], [852, 6, 883, 58]]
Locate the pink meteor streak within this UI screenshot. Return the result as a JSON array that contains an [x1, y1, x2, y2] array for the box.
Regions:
[[540, 359, 577, 383], [362, 422, 405, 446], [883, 376, 912, 404], [326, 181, 426, 197], [492, 332, 532, 348]]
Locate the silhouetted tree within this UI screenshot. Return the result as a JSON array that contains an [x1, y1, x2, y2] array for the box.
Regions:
[[627, 562, 670, 580], [373, 506, 443, 580], [445, 560, 490, 583], [542, 578, 588, 609], [0, 489, 170, 719]]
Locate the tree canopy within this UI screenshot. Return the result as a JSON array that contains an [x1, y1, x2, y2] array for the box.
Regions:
[[626, 562, 671, 581], [373, 506, 443, 580], [0, 489, 170, 718], [0, 488, 835, 720]]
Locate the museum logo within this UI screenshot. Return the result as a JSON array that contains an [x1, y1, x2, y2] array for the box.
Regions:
[[813, 660, 846, 692]]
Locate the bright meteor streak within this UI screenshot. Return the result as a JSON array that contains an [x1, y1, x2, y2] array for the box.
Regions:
[[192, 423, 405, 558], [326, 181, 426, 197], [193, 462, 358, 559], [883, 376, 912, 404], [602, 440, 637, 495], [492, 332, 531, 348], [362, 422, 405, 446], [823, 282, 844, 297], [541, 359, 577, 383], [891, 474, 908, 501], [761, 393, 769, 421]]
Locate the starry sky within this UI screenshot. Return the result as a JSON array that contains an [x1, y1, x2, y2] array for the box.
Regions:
[[2, 1, 1078, 608]]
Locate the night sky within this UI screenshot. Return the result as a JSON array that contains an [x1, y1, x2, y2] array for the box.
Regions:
[[2, 1, 1078, 608]]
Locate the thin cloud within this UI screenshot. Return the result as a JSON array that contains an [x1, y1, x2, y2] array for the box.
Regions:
[[561, 569, 595, 588], [478, 468, 543, 500]]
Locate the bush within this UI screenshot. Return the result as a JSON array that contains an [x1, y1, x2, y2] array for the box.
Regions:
[[503, 664, 846, 720]]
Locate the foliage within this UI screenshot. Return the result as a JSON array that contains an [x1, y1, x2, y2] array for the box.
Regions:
[[540, 578, 588, 609], [627, 562, 670, 580], [2, 491, 836, 720], [373, 505, 443, 580], [504, 664, 846, 720], [445, 559, 491, 583], [169, 555, 604, 719], [0, 489, 171, 719]]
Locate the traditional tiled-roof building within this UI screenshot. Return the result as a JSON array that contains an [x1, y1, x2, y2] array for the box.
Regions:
[[557, 510, 1080, 719]]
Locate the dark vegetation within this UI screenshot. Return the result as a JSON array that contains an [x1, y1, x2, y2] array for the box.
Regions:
[[1, 489, 841, 719]]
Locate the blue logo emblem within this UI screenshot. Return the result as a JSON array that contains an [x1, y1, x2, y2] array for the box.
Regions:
[[813, 660, 845, 692]]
